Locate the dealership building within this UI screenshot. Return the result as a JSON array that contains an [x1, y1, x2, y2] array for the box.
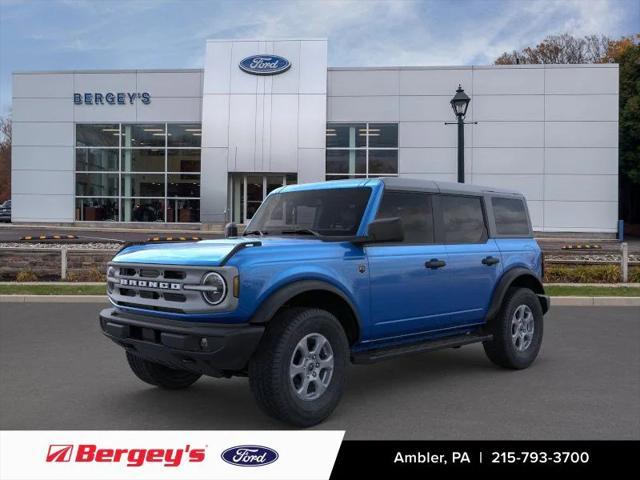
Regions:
[[11, 38, 619, 232]]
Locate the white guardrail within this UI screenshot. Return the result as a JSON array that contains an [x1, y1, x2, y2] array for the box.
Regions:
[[0, 245, 118, 280], [0, 242, 635, 282]]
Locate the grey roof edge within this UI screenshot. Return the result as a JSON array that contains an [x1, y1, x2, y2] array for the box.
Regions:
[[13, 69, 204, 75], [206, 38, 327, 42], [380, 177, 522, 196], [328, 63, 618, 71]]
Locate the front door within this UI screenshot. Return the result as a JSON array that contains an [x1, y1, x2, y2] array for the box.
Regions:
[[367, 191, 452, 340]]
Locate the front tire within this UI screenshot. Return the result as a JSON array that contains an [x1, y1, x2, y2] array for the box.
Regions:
[[249, 308, 349, 427], [483, 287, 543, 369], [126, 352, 202, 389]]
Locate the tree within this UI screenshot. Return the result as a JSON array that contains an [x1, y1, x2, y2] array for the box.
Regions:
[[607, 35, 640, 227], [495, 34, 611, 64], [0, 117, 10, 203], [495, 34, 640, 229]]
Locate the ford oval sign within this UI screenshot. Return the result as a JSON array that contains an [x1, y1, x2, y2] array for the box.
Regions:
[[239, 55, 291, 75], [221, 445, 279, 467]]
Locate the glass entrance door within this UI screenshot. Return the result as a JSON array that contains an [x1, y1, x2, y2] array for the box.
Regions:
[[229, 174, 297, 224], [246, 176, 264, 221]]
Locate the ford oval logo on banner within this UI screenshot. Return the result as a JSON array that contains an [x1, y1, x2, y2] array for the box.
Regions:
[[239, 55, 291, 75], [221, 445, 279, 467]]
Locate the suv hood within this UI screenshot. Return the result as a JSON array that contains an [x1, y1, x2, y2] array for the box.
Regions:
[[112, 237, 325, 266]]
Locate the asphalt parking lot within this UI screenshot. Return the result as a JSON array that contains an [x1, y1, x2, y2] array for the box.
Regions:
[[0, 302, 638, 439]]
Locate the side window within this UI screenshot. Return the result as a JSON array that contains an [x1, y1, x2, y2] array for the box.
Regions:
[[440, 195, 487, 244], [492, 197, 530, 236], [375, 191, 434, 244]]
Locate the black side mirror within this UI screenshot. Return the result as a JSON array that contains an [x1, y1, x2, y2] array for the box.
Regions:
[[358, 217, 404, 244], [224, 222, 239, 238]]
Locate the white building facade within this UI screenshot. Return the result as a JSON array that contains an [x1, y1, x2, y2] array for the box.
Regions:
[[11, 38, 619, 232]]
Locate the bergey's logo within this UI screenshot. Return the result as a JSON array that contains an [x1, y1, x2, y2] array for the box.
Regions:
[[239, 55, 290, 75], [45, 444, 205, 467], [46, 445, 73, 462], [74, 92, 151, 105], [221, 445, 279, 467]]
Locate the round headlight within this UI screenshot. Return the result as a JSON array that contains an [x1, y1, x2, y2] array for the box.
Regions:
[[201, 272, 227, 305]]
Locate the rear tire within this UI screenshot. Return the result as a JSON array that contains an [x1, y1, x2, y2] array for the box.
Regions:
[[249, 307, 349, 427], [126, 352, 202, 389], [483, 287, 543, 369]]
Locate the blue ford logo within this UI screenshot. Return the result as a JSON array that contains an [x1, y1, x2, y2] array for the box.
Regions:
[[239, 55, 291, 75], [221, 445, 279, 467]]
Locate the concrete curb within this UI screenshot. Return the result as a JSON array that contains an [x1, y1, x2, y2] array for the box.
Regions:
[[551, 296, 640, 306], [545, 283, 640, 287], [1, 295, 639, 306], [0, 281, 104, 286]]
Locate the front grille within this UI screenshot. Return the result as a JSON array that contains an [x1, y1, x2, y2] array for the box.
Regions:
[[164, 270, 186, 280], [117, 300, 185, 314], [107, 262, 238, 315], [139, 290, 160, 300], [139, 269, 160, 278], [163, 292, 186, 302]]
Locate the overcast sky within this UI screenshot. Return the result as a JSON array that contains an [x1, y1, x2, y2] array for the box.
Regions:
[[1, 0, 638, 116]]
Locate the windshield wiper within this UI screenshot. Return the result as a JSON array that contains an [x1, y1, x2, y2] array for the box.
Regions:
[[279, 228, 322, 238]]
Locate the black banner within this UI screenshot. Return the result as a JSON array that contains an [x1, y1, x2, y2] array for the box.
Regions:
[[330, 441, 639, 477]]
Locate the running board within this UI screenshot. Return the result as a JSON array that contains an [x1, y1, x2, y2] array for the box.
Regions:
[[351, 333, 492, 364]]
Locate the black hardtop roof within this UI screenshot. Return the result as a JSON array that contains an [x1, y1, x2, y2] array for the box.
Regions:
[[379, 177, 523, 197]]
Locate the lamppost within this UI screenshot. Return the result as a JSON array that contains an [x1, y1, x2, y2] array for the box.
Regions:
[[445, 85, 475, 183]]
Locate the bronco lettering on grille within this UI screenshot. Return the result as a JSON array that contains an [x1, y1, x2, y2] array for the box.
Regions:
[[120, 279, 181, 290]]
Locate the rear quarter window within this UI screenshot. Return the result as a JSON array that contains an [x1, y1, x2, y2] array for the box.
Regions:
[[492, 197, 530, 236]]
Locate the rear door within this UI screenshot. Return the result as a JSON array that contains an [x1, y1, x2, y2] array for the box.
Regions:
[[367, 190, 451, 340], [436, 194, 503, 327]]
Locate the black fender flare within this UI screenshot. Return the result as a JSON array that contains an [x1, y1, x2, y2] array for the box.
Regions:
[[249, 279, 363, 331], [486, 267, 547, 321]]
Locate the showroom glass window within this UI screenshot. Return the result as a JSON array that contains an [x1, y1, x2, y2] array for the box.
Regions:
[[75, 124, 201, 222], [325, 123, 398, 180]]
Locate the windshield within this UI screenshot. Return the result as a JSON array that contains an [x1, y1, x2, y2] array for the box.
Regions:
[[246, 187, 372, 237]]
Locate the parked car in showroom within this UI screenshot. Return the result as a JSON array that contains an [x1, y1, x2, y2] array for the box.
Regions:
[[100, 178, 549, 426], [0, 200, 10, 222]]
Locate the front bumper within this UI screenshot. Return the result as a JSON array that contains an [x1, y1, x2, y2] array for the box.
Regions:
[[99, 308, 264, 376]]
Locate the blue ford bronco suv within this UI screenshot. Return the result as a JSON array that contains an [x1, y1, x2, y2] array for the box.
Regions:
[[100, 177, 549, 426]]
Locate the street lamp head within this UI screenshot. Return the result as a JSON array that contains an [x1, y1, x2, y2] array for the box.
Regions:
[[450, 84, 470, 118]]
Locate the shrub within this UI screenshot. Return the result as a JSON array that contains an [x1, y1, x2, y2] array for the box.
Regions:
[[544, 264, 640, 283], [16, 269, 38, 282], [629, 266, 640, 283], [65, 271, 79, 282], [66, 267, 105, 282], [86, 267, 105, 282]]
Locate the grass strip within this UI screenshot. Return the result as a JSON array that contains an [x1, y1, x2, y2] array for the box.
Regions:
[[545, 285, 640, 297]]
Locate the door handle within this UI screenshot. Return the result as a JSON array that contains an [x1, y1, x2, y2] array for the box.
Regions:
[[482, 256, 500, 266], [425, 259, 446, 269]]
